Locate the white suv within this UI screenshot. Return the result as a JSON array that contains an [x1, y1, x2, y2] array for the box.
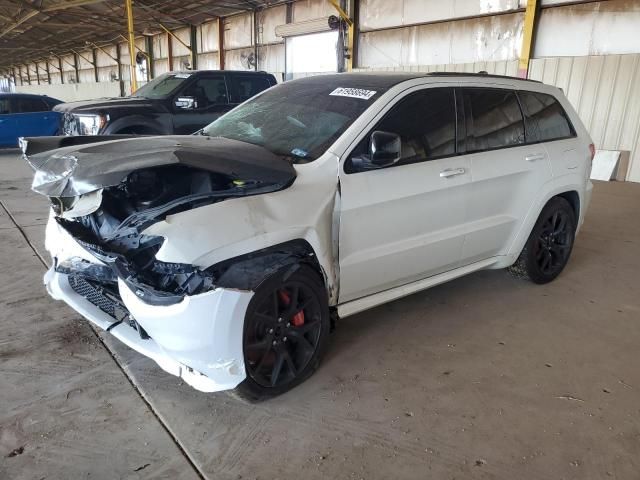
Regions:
[[25, 72, 593, 400]]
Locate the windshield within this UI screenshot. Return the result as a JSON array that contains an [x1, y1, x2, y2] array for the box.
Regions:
[[132, 72, 192, 99], [202, 80, 385, 161]]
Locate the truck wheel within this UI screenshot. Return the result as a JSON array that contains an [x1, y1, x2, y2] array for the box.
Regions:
[[232, 264, 330, 402], [508, 197, 576, 284]]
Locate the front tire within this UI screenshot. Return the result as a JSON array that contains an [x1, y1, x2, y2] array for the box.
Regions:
[[233, 264, 330, 402], [508, 197, 576, 284]]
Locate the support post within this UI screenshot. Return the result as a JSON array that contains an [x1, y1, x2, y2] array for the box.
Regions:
[[167, 31, 174, 71], [116, 43, 124, 96], [25, 64, 31, 85], [73, 53, 80, 83], [328, 0, 354, 72], [58, 56, 64, 84], [253, 10, 259, 71], [35, 62, 40, 84], [92, 48, 99, 82], [190, 25, 198, 70], [217, 16, 225, 70], [145, 35, 154, 79], [125, 0, 137, 92], [518, 0, 540, 79], [45, 60, 51, 84]]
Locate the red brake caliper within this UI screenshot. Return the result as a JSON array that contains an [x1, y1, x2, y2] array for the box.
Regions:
[[278, 289, 305, 327]]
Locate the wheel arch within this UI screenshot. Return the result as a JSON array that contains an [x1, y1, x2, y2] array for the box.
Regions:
[[208, 239, 330, 300], [556, 190, 580, 222], [104, 115, 170, 135], [503, 179, 586, 266]]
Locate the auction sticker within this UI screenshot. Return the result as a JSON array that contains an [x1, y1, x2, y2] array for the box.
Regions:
[[329, 87, 377, 100]]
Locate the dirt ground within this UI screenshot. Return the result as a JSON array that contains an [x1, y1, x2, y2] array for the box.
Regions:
[[1, 149, 639, 479]]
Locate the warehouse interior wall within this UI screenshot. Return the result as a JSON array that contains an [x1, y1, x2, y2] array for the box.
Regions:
[[9, 0, 640, 181]]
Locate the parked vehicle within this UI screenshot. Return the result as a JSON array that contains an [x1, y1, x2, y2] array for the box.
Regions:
[[54, 70, 277, 136], [25, 73, 593, 400], [0, 93, 62, 147]]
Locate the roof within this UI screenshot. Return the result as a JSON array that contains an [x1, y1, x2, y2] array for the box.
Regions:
[[0, 0, 278, 71], [289, 71, 541, 90], [0, 92, 57, 98]]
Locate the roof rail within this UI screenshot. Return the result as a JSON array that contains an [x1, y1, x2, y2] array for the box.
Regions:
[[425, 71, 541, 83]]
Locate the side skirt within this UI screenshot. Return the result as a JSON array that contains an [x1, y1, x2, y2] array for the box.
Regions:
[[337, 257, 499, 318]]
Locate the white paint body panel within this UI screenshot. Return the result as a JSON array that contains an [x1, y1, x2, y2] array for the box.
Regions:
[[43, 74, 593, 392]]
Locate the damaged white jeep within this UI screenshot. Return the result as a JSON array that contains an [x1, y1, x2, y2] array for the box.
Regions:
[[25, 73, 593, 400]]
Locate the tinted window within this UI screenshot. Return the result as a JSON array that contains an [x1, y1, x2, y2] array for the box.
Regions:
[[132, 73, 190, 99], [16, 97, 48, 113], [181, 76, 228, 108], [0, 97, 10, 114], [462, 89, 525, 152], [347, 88, 457, 172], [518, 91, 575, 142], [229, 75, 271, 103]]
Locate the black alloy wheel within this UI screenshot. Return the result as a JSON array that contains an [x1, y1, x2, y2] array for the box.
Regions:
[[534, 209, 573, 276], [233, 264, 330, 401], [508, 196, 576, 284]]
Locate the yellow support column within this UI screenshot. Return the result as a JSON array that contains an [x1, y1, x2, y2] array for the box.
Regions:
[[125, 0, 137, 92], [328, 0, 354, 72], [518, 0, 540, 79]]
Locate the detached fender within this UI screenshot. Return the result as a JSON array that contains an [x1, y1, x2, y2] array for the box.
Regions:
[[104, 114, 172, 135]]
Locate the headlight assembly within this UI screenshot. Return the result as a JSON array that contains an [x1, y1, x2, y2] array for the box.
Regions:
[[75, 114, 109, 135]]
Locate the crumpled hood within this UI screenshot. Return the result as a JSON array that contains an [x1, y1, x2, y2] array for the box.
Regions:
[[26, 135, 296, 198]]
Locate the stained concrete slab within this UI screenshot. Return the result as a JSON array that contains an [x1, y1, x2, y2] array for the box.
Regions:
[[0, 153, 200, 480], [1, 150, 639, 479]]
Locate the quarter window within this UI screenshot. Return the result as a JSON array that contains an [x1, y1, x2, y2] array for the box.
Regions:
[[347, 88, 457, 172], [518, 91, 575, 142], [462, 89, 525, 152]]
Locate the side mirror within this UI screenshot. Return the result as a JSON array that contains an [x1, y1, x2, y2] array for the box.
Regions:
[[369, 130, 401, 167], [175, 96, 197, 110]]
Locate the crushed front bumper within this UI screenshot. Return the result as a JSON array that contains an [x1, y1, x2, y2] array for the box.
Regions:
[[45, 266, 253, 393]]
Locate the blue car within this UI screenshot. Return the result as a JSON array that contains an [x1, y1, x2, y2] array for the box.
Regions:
[[0, 93, 63, 147]]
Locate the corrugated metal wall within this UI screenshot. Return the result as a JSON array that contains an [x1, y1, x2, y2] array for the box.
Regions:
[[529, 54, 640, 182]]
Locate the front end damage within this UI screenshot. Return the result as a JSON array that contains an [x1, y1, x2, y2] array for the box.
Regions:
[[26, 135, 301, 392]]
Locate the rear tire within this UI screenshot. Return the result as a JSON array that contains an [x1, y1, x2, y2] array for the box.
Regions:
[[231, 264, 330, 402], [508, 197, 576, 284]]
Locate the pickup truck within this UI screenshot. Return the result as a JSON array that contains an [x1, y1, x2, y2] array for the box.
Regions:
[[55, 70, 277, 136]]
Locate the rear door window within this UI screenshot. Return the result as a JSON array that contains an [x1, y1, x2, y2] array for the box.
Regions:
[[518, 91, 575, 143], [229, 75, 272, 103], [15, 97, 49, 113], [462, 88, 525, 152]]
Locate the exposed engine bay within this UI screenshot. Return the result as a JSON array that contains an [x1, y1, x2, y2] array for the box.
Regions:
[[24, 135, 298, 306]]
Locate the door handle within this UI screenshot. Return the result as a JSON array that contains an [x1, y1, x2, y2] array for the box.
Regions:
[[440, 167, 466, 178], [525, 153, 546, 162]]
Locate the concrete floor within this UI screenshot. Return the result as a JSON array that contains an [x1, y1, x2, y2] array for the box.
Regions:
[[1, 149, 639, 480]]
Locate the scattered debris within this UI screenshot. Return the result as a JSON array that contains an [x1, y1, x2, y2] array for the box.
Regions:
[[498, 341, 505, 346], [442, 370, 452, 376], [618, 379, 633, 389], [475, 459, 487, 466], [134, 463, 150, 472], [570, 460, 581, 467], [556, 395, 584, 402], [545, 363, 553, 368], [405, 412, 414, 417], [6, 445, 25, 458], [603, 388, 611, 394]]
